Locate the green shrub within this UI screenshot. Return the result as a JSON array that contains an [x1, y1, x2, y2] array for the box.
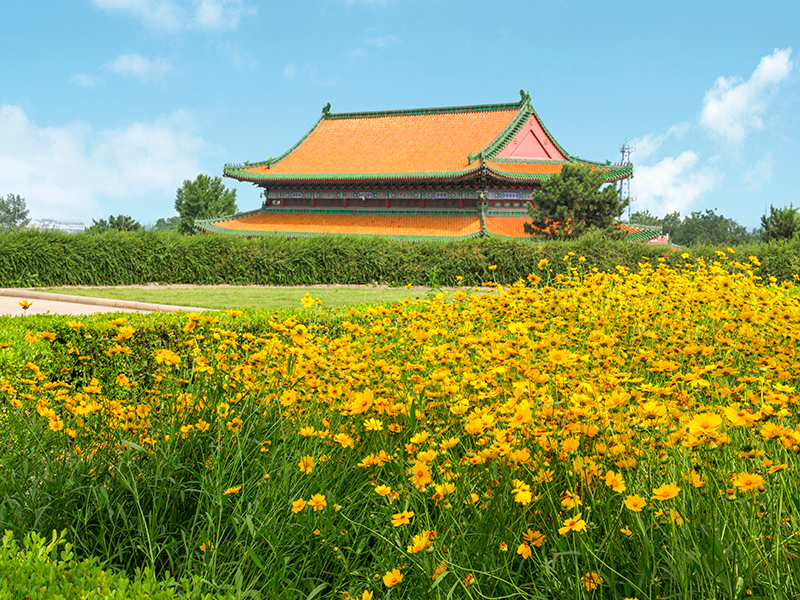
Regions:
[[2, 229, 798, 288], [0, 529, 238, 599]]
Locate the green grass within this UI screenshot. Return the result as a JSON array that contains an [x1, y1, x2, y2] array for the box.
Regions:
[[35, 285, 430, 311]]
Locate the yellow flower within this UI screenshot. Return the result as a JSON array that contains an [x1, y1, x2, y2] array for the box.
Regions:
[[560, 490, 582, 509], [652, 482, 680, 501], [582, 572, 603, 591], [216, 403, 230, 418], [308, 493, 327, 511], [291, 498, 306, 513], [298, 455, 314, 474], [624, 494, 647, 512], [38, 331, 56, 341], [523, 529, 546, 547], [115, 325, 135, 340], [407, 530, 433, 554], [383, 568, 403, 588], [24, 331, 38, 344], [363, 417, 383, 431], [432, 561, 447, 580], [604, 470, 626, 493], [360, 592, 373, 600], [18, 300, 33, 310], [226, 417, 243, 434], [301, 293, 315, 308], [687, 412, 722, 436], [732, 472, 764, 493], [558, 513, 587, 535], [199, 541, 214, 552], [374, 484, 392, 497], [223, 486, 241, 496], [409, 461, 432, 490], [516, 542, 532, 559], [66, 320, 82, 330], [390, 510, 414, 527]]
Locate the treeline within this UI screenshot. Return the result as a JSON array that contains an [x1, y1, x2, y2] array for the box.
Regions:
[[3, 228, 800, 288], [629, 206, 799, 246]]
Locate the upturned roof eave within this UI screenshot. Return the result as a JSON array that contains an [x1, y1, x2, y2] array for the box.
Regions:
[[224, 164, 486, 184]]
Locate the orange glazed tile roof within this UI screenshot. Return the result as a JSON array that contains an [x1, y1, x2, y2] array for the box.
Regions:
[[223, 93, 635, 184], [245, 110, 518, 176]]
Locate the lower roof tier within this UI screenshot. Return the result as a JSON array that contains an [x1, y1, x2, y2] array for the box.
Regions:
[[196, 209, 664, 242]]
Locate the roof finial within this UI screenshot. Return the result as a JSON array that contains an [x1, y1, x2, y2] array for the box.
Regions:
[[519, 89, 531, 105], [322, 102, 331, 116]]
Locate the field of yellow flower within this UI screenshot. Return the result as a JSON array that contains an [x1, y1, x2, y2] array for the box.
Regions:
[[2, 251, 800, 599]]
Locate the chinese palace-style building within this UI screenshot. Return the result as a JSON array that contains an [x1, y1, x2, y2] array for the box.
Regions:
[[198, 91, 652, 241]]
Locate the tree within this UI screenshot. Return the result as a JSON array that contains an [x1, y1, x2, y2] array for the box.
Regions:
[[0, 194, 30, 229], [524, 164, 628, 239], [629, 210, 662, 226], [760, 204, 799, 242], [151, 216, 181, 232], [668, 209, 754, 246], [174, 175, 237, 234], [85, 214, 142, 233]]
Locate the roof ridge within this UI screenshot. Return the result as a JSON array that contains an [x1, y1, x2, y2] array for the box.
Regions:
[[325, 100, 523, 121]]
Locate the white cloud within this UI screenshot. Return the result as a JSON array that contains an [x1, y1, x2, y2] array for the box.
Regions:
[[0, 104, 209, 223], [365, 35, 399, 49], [630, 123, 690, 161], [92, 0, 183, 31], [700, 47, 793, 146], [91, 0, 255, 32], [349, 33, 399, 60], [106, 53, 172, 82], [631, 151, 721, 216], [743, 155, 773, 191], [283, 64, 297, 80], [194, 0, 252, 31], [345, 0, 390, 5], [71, 73, 101, 88]]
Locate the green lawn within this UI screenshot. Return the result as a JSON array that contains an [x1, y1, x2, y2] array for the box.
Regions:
[[35, 285, 433, 311]]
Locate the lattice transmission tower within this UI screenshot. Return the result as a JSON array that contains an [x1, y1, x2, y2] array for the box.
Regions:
[[619, 140, 634, 220]]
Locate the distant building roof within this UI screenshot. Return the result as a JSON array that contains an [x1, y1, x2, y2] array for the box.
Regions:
[[29, 219, 85, 234], [224, 91, 632, 185]]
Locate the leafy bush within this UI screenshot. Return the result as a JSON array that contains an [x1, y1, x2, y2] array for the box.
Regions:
[[0, 529, 238, 599], [0, 228, 798, 289]]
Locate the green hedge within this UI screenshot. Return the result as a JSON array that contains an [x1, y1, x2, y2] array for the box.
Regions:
[[0, 530, 239, 599], [2, 229, 799, 287]]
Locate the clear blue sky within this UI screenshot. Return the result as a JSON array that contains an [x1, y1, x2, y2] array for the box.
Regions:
[[2, 0, 797, 229]]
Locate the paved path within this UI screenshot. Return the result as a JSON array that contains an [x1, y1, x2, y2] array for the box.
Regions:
[[0, 288, 213, 317]]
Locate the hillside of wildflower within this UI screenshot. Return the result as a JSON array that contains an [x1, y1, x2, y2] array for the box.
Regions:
[[2, 252, 800, 599]]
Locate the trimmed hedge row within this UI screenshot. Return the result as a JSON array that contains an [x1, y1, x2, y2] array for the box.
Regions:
[[3, 229, 800, 288]]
